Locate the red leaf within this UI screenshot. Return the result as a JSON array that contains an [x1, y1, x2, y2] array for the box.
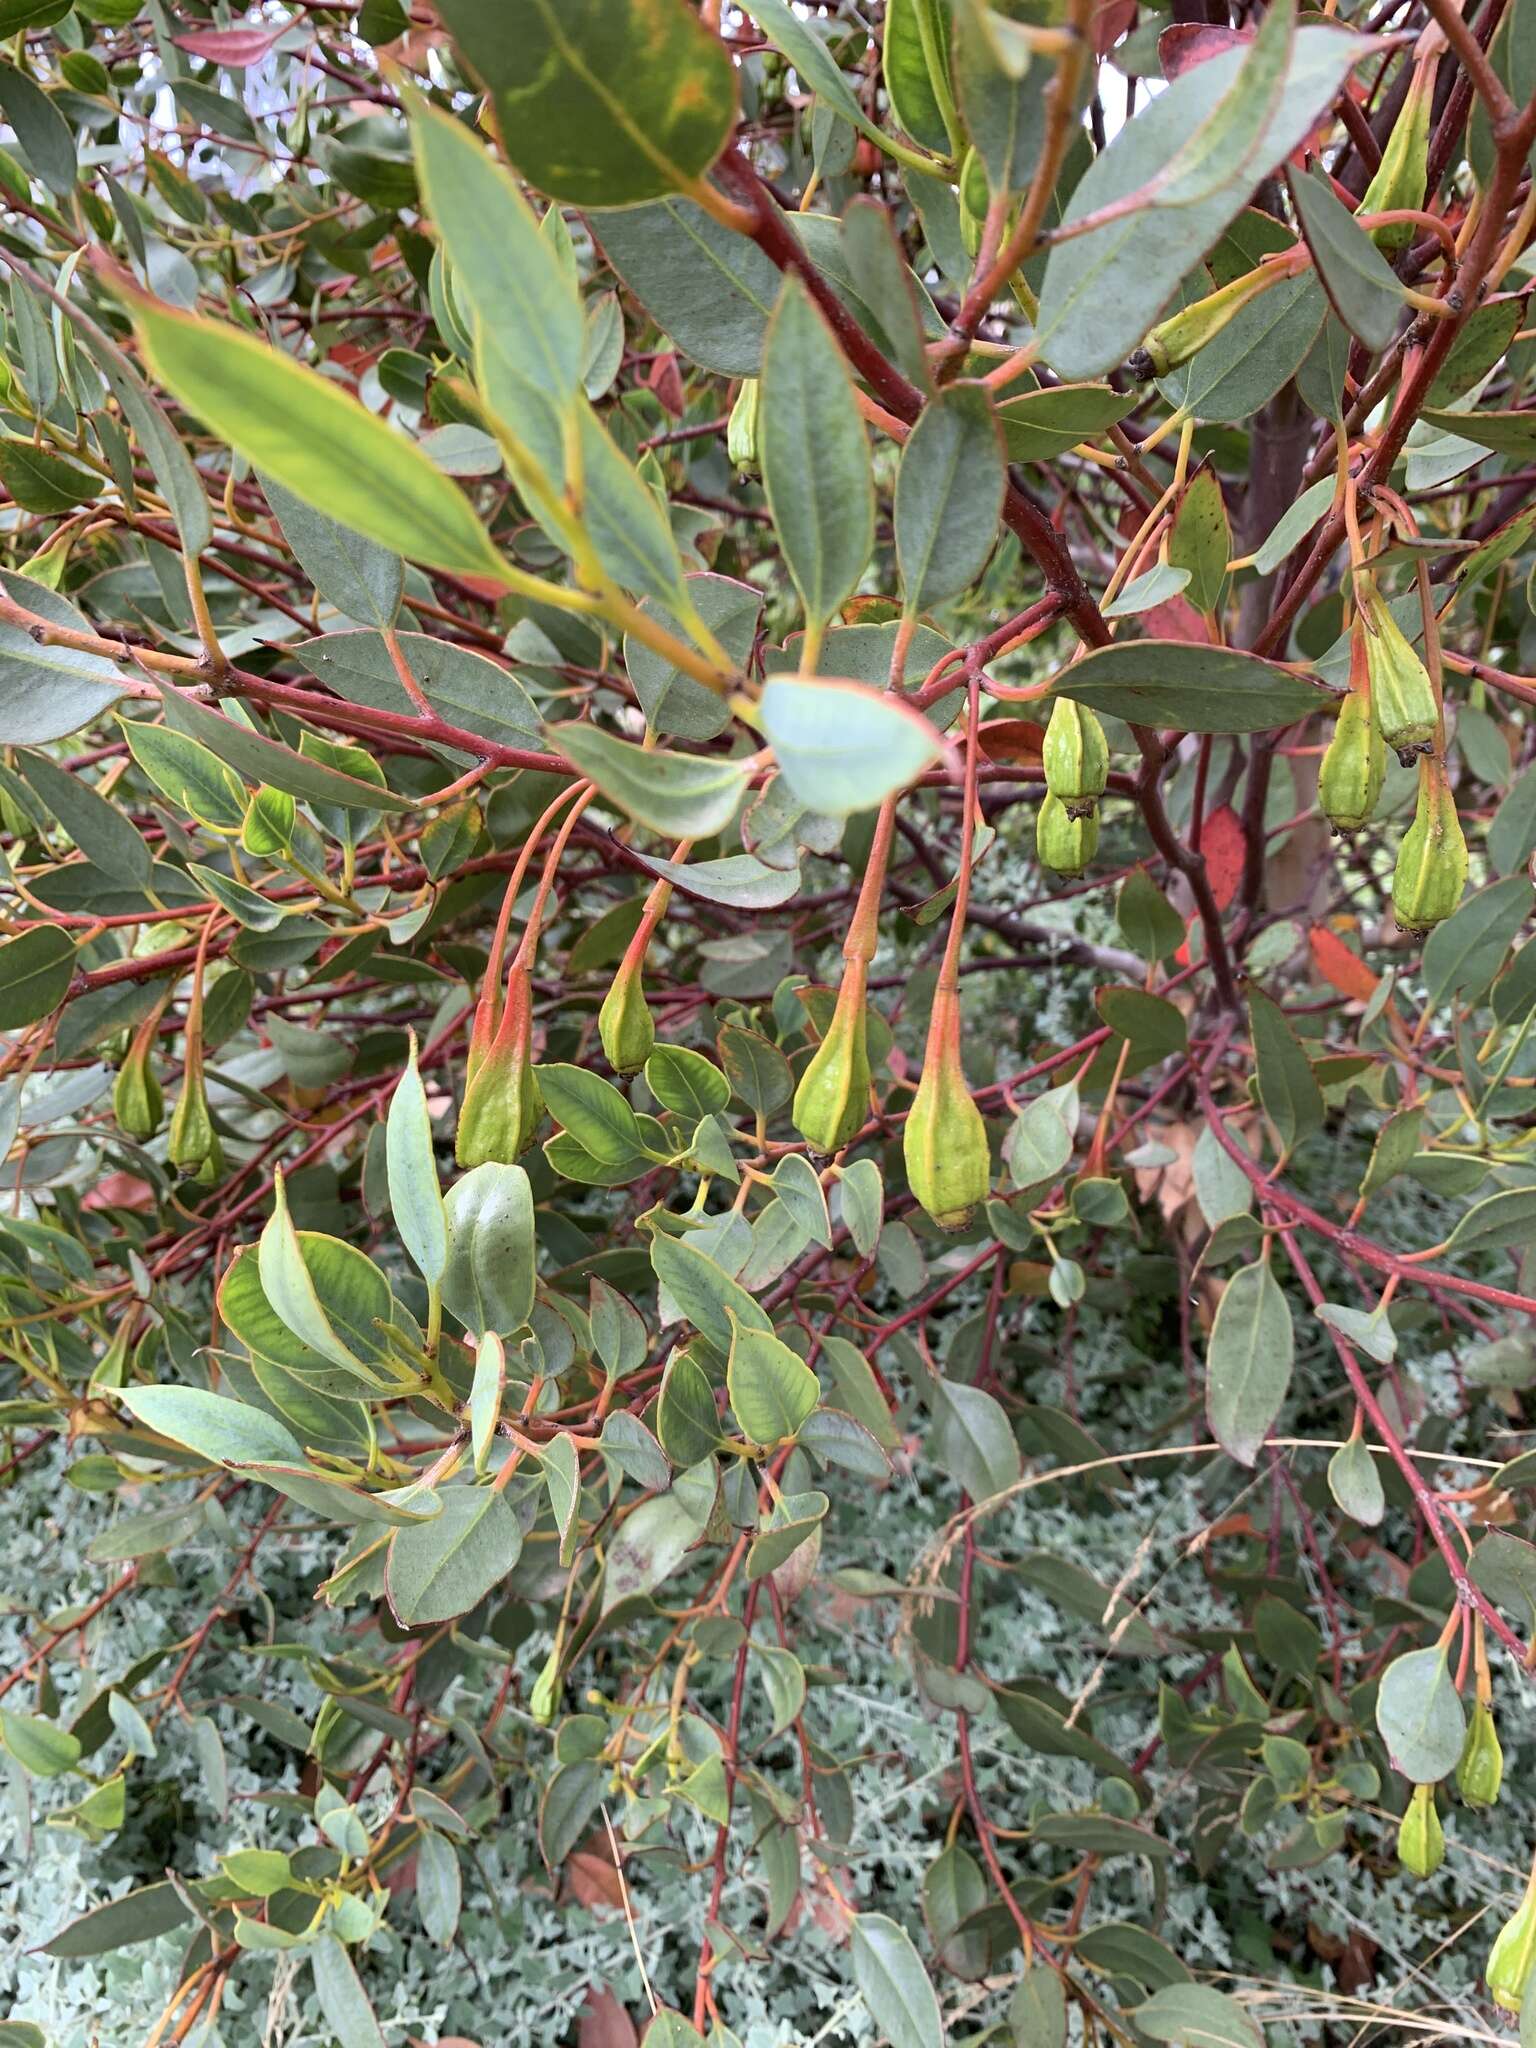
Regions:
[[1159, 24, 1249, 79], [1094, 0, 1137, 55], [1140, 593, 1215, 644], [578, 1988, 639, 2048], [978, 716, 1045, 762], [1308, 925, 1379, 1003], [1200, 805, 1246, 912], [172, 24, 284, 65]]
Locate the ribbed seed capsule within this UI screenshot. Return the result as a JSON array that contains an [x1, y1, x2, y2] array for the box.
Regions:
[[1486, 1864, 1536, 2012], [1358, 578, 1439, 764], [903, 986, 990, 1231], [1318, 685, 1386, 835], [1127, 264, 1282, 380], [727, 379, 760, 476], [1043, 697, 1109, 819], [791, 966, 871, 1156], [1359, 61, 1432, 248], [1391, 759, 1467, 935], [1457, 1700, 1503, 1809], [114, 1010, 164, 1141], [1397, 1783, 1444, 1878], [457, 958, 543, 1166], [1037, 791, 1099, 876], [598, 943, 654, 1077]]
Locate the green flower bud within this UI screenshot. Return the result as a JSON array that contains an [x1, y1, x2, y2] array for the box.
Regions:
[[1487, 1867, 1536, 2013], [1358, 578, 1438, 765], [1043, 697, 1109, 819], [1128, 264, 1284, 381], [727, 378, 761, 475], [903, 986, 990, 1231], [1036, 791, 1099, 876], [1397, 1782, 1444, 1878], [113, 1012, 163, 1142], [598, 941, 654, 1077], [1359, 61, 1431, 249], [1391, 759, 1467, 936], [457, 958, 543, 1166], [167, 1056, 218, 1181], [1457, 1700, 1503, 1809], [791, 966, 871, 1156], [1318, 684, 1386, 836]]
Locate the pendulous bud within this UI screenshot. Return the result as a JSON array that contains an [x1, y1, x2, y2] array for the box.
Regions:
[[1042, 697, 1109, 819], [1128, 264, 1284, 381], [457, 955, 543, 1166], [1359, 60, 1432, 249], [1486, 1864, 1536, 2013], [167, 1055, 219, 1182], [903, 985, 990, 1231], [791, 965, 872, 1156], [1397, 1783, 1444, 1879], [727, 378, 761, 476], [1036, 791, 1099, 877], [1318, 683, 1386, 836], [113, 1010, 164, 1141], [1357, 577, 1438, 765], [1392, 758, 1467, 936], [1458, 1700, 1503, 1809], [598, 937, 655, 1077]]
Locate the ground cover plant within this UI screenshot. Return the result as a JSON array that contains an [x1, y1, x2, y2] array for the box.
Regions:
[[7, 1, 1536, 2044]]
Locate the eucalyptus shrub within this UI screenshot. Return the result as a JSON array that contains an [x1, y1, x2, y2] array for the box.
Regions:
[[6, 2, 1536, 2045]]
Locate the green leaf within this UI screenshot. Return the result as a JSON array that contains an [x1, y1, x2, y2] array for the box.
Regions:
[[1327, 1432, 1385, 1527], [130, 291, 509, 584], [40, 1882, 191, 1958], [259, 1174, 374, 1377], [550, 719, 746, 839], [0, 572, 126, 744], [1420, 406, 1536, 457], [469, 1330, 505, 1475], [1116, 868, 1185, 964], [954, 0, 1051, 199], [540, 1063, 647, 1167], [1205, 1260, 1293, 1471], [759, 676, 941, 816], [837, 1157, 885, 1257], [760, 276, 874, 633], [295, 629, 544, 757], [1135, 1984, 1264, 2048], [842, 195, 932, 387], [996, 383, 1138, 463], [1037, 25, 1376, 377], [1375, 1644, 1465, 1782], [850, 1912, 945, 2048], [0, 924, 74, 1026], [1095, 987, 1187, 1065], [0, 61, 76, 195], [442, 1163, 536, 1338], [726, 1315, 819, 1446], [1253, 474, 1335, 575], [122, 719, 246, 831], [386, 1483, 522, 1625], [1421, 875, 1534, 1005], [261, 472, 402, 630], [416, 1829, 462, 1947], [438, 0, 736, 208], [158, 680, 412, 815], [1044, 642, 1332, 733], [1009, 1963, 1069, 2047], [651, 1232, 773, 1355], [932, 1377, 1022, 1502], [597, 198, 781, 377], [1, 1706, 80, 1777], [627, 848, 802, 910], [742, 0, 898, 158], [82, 323, 213, 555], [1315, 1301, 1395, 1364], [186, 863, 289, 932], [658, 1348, 723, 1466], [1446, 1187, 1536, 1255], [0, 439, 100, 514], [1248, 988, 1324, 1159], [885, 0, 954, 154], [646, 1044, 731, 1120], [1103, 563, 1191, 618], [219, 1235, 401, 1390], [1149, 0, 1295, 206], [1166, 470, 1230, 615], [20, 747, 148, 882], [387, 1034, 447, 1286], [117, 1384, 304, 1468], [604, 1485, 710, 1609], [895, 385, 1005, 611], [311, 1933, 387, 2048], [1288, 165, 1403, 351]]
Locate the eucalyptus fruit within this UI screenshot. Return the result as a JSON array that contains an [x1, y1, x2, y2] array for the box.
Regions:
[[1486, 1859, 1536, 2013], [1042, 697, 1109, 819], [1396, 1783, 1444, 1878], [791, 965, 872, 1155], [1357, 576, 1439, 765], [727, 378, 760, 475], [599, 943, 655, 1076], [114, 1008, 165, 1140], [903, 986, 990, 1230], [1037, 791, 1099, 875], [1457, 1699, 1503, 1809], [1318, 683, 1386, 836], [457, 956, 543, 1165], [1391, 757, 1467, 935], [1127, 264, 1284, 380], [1359, 58, 1432, 247]]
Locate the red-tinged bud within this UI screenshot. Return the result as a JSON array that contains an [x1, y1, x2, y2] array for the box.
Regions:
[[1392, 756, 1467, 936], [903, 984, 990, 1230], [791, 963, 872, 1156], [114, 1008, 164, 1141], [1458, 1699, 1504, 1809], [1357, 575, 1439, 765], [599, 933, 655, 1077], [457, 955, 543, 1166], [1318, 681, 1386, 836], [1397, 1782, 1444, 1878]]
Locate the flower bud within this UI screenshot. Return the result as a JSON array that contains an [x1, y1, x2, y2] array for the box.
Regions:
[[1487, 1868, 1536, 2013], [598, 938, 655, 1077], [1392, 759, 1466, 936], [1128, 264, 1283, 381], [1359, 61, 1431, 249], [457, 956, 543, 1166], [791, 966, 871, 1156], [727, 379, 760, 476], [1318, 683, 1386, 836], [903, 986, 990, 1230], [1457, 1700, 1503, 1809], [1043, 697, 1109, 819], [1397, 1783, 1444, 1878], [1036, 791, 1098, 876], [114, 1011, 163, 1141], [1358, 578, 1438, 765], [167, 1055, 218, 1181]]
